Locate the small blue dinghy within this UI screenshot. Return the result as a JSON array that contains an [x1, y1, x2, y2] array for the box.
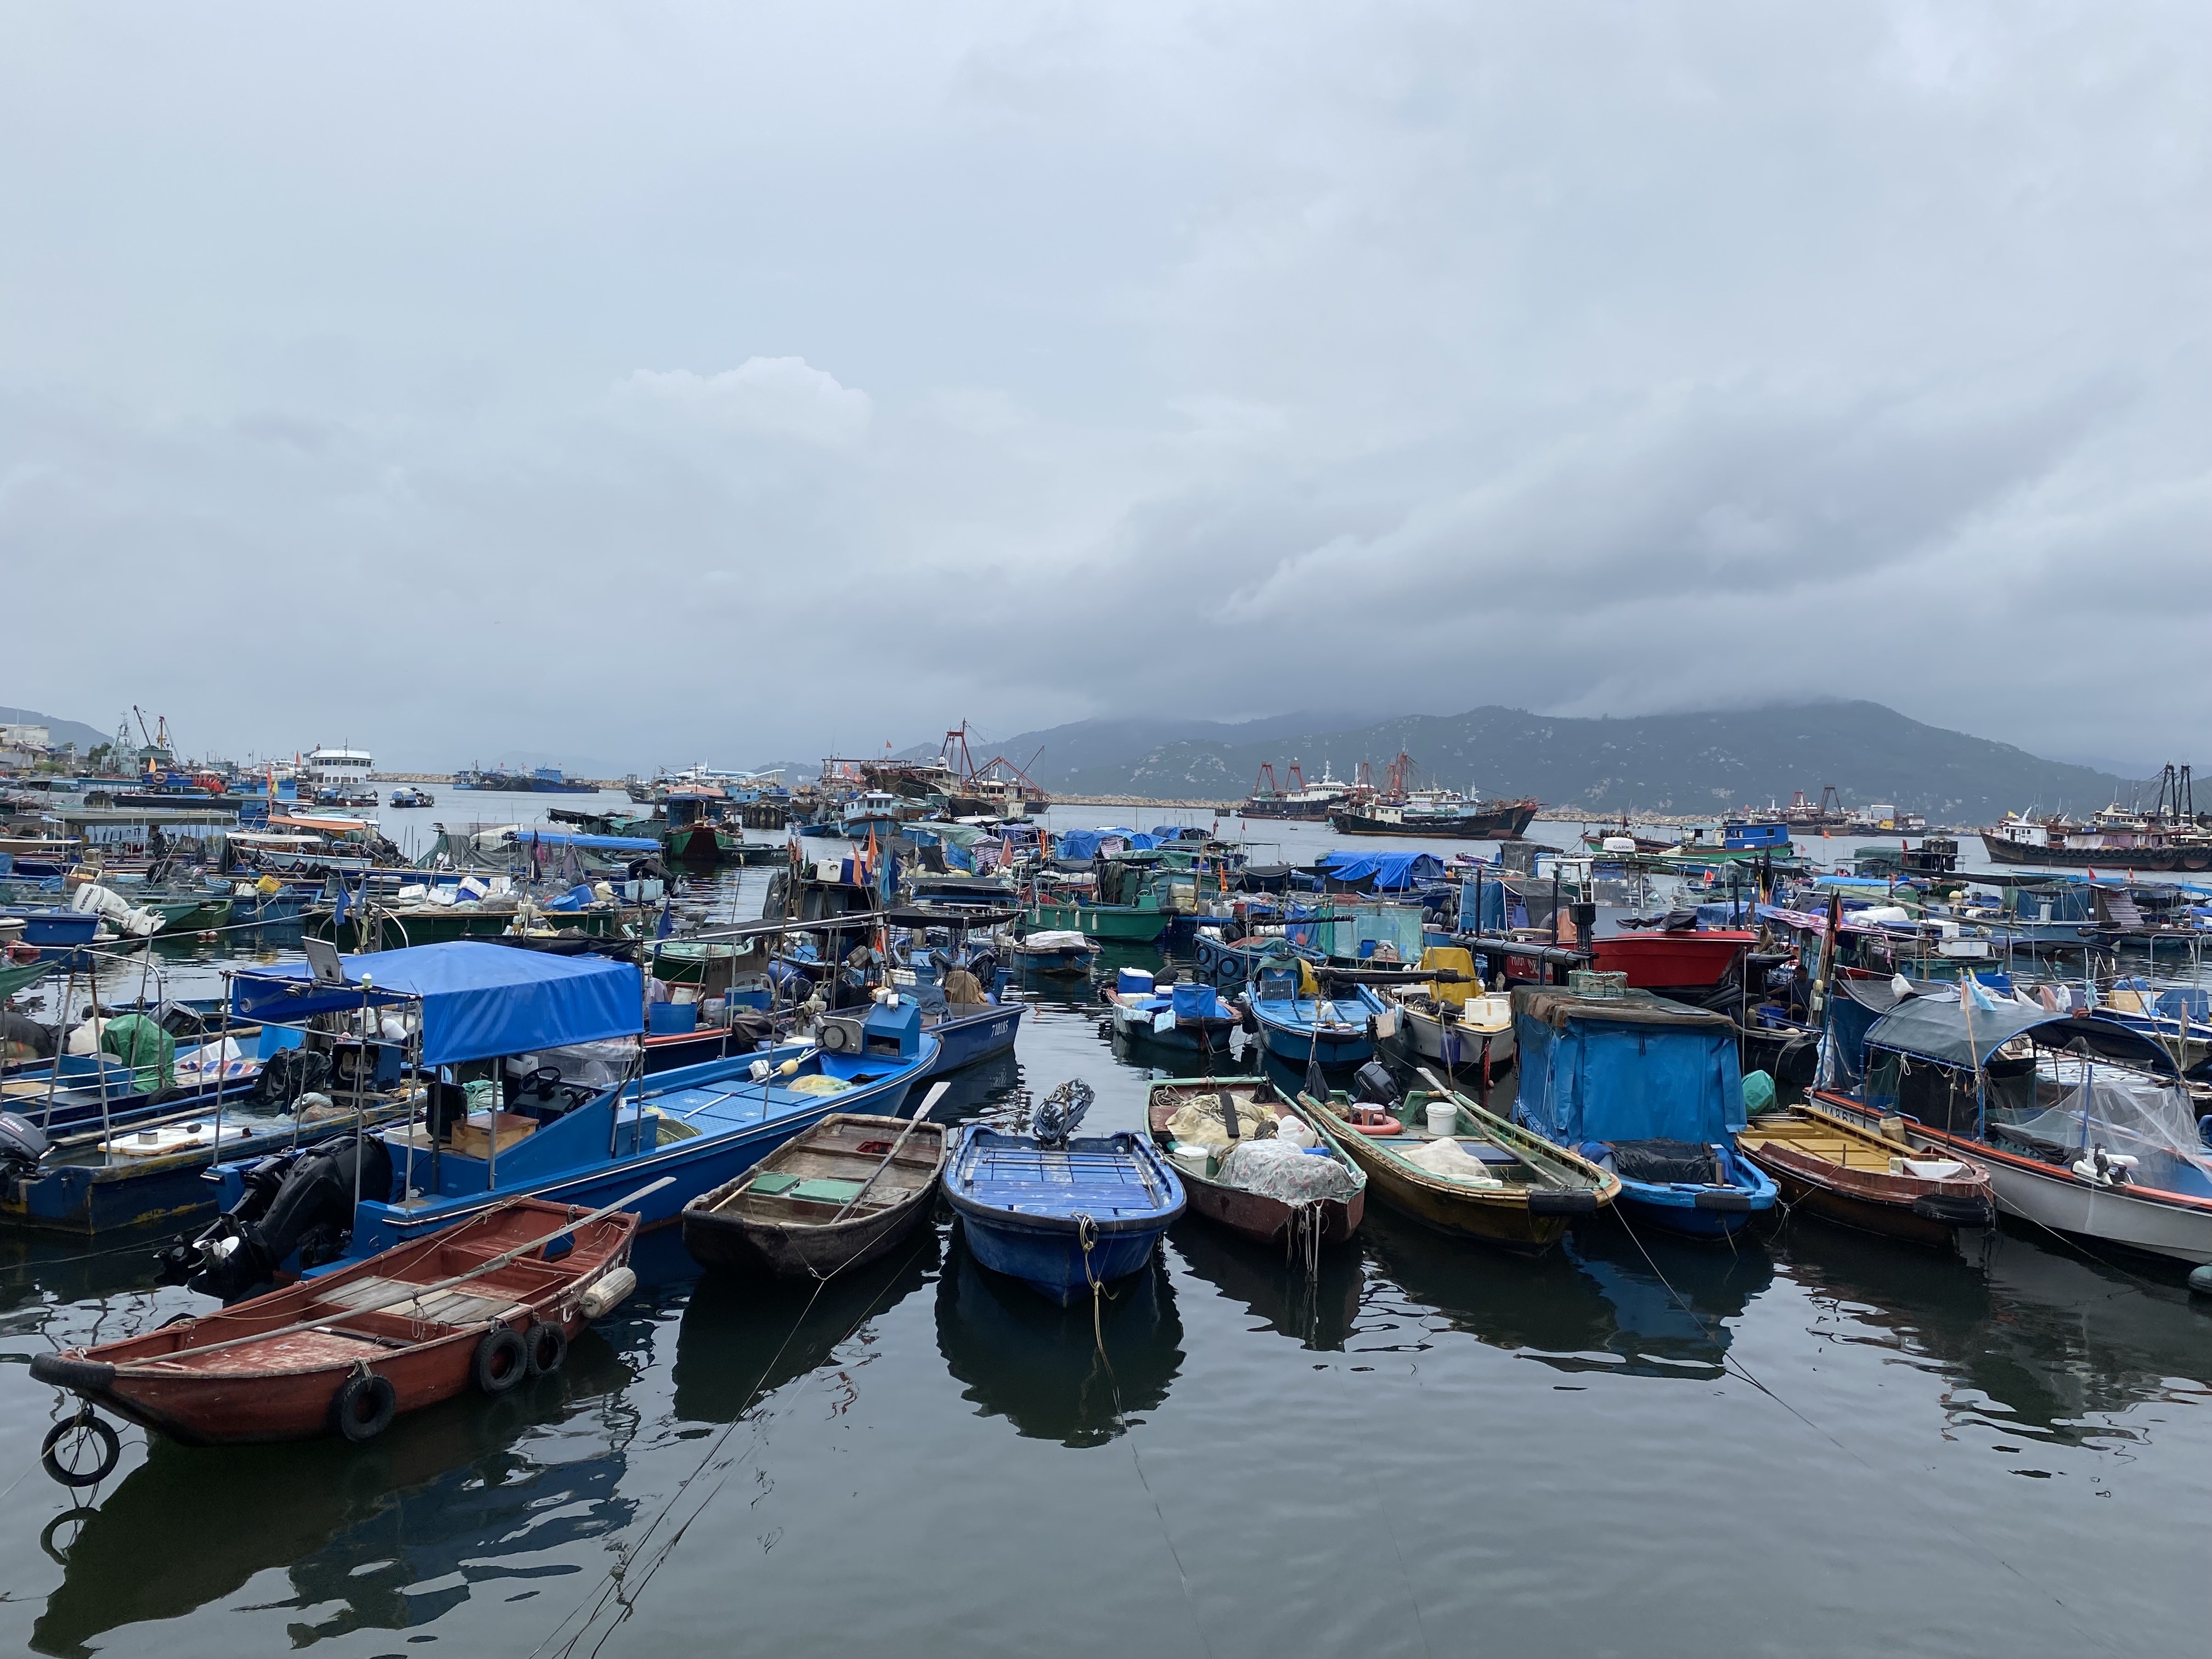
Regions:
[[943, 1080, 1184, 1305]]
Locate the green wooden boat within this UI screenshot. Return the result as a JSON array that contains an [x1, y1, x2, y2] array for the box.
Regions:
[[142, 897, 235, 934], [1023, 900, 1170, 944]]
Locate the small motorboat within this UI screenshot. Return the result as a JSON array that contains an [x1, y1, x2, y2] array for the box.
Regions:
[[682, 1105, 948, 1279], [1007, 929, 1099, 975], [389, 788, 436, 809], [943, 1080, 1183, 1305], [1104, 971, 1237, 1055], [1146, 1075, 1365, 1249], [30, 1194, 640, 1476], [1302, 1074, 1616, 1250], [1243, 989, 1383, 1069], [1736, 1102, 1994, 1246]]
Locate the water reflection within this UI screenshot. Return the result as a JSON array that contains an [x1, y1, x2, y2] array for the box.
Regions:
[[1773, 1224, 2212, 1444], [935, 1228, 1183, 1446], [1168, 1221, 1362, 1351], [672, 1237, 940, 1424], [1360, 1210, 1774, 1380], [31, 1334, 638, 1658]]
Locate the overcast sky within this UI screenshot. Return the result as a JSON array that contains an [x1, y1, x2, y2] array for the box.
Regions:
[[2, 3, 2204, 775]]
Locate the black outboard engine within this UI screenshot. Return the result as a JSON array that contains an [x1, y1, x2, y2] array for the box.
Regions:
[[1352, 1060, 1401, 1109], [0, 1111, 50, 1180], [156, 1138, 394, 1300]]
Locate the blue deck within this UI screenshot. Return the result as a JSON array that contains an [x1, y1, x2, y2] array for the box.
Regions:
[[1249, 995, 1376, 1068]]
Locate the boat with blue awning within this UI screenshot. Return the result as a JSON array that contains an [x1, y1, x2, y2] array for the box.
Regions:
[[181, 941, 936, 1295]]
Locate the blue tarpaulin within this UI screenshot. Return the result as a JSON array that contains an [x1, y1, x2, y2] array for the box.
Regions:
[[1513, 988, 1744, 1146], [1317, 850, 1446, 891], [1054, 828, 1155, 860], [230, 941, 642, 1066]]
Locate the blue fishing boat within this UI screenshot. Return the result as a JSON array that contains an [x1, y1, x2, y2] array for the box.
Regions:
[[1243, 964, 1384, 1069], [183, 941, 937, 1293], [1511, 985, 1776, 1239], [943, 1082, 1184, 1305]]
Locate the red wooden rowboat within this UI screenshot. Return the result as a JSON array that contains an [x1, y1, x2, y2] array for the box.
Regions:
[[31, 1198, 638, 1459]]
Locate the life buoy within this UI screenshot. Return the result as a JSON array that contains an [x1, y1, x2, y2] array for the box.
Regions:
[[1346, 1108, 1403, 1136]]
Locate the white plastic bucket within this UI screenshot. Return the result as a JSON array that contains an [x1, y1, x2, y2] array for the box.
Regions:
[[1425, 1102, 1459, 1137]]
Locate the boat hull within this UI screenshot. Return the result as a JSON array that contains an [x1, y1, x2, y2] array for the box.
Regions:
[[1024, 903, 1170, 944], [923, 1002, 1025, 1077], [951, 1208, 1169, 1306], [1327, 800, 1538, 839], [1980, 834, 2212, 872], [1611, 1154, 1779, 1240]]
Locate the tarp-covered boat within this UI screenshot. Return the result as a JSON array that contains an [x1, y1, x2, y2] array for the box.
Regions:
[[1513, 986, 1776, 1239]]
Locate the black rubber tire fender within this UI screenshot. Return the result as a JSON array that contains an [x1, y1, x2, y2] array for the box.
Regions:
[[524, 1321, 569, 1379], [472, 1326, 528, 1396], [41, 1415, 121, 1488], [331, 1370, 397, 1442]]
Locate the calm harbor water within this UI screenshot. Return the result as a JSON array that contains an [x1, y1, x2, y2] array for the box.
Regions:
[[0, 798, 2204, 1656]]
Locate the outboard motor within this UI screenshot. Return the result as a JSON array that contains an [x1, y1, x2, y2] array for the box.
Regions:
[[157, 1138, 394, 1300], [1352, 1060, 1401, 1109], [0, 1111, 50, 1179]]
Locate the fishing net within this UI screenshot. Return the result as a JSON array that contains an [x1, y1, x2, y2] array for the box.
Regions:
[[1400, 1137, 1506, 1188], [1996, 1068, 2212, 1192], [1164, 1093, 1274, 1147]]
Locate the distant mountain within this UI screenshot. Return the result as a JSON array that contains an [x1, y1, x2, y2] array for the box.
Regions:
[[1033, 702, 2163, 823], [0, 706, 115, 753], [889, 710, 1389, 785]]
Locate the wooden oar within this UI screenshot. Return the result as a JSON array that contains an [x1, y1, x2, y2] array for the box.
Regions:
[[828, 1082, 950, 1223], [128, 1176, 675, 1366]]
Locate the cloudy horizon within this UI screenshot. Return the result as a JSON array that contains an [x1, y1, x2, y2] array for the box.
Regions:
[[3, 3, 2205, 775]]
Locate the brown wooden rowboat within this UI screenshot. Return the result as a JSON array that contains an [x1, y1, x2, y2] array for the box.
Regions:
[[681, 1112, 947, 1278], [1146, 1076, 1365, 1249], [1736, 1102, 1994, 1246], [30, 1198, 638, 1449]]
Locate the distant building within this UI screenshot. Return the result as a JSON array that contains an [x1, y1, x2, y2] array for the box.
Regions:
[[1, 723, 50, 750]]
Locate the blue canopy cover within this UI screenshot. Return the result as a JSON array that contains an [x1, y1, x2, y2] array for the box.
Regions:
[[231, 941, 643, 1066]]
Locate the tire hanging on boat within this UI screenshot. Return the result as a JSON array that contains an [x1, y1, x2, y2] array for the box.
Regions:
[[473, 1327, 527, 1395], [331, 1369, 397, 1442], [524, 1322, 568, 1378]]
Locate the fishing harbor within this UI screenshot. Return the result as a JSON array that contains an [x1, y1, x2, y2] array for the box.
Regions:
[[0, 740, 2205, 1658]]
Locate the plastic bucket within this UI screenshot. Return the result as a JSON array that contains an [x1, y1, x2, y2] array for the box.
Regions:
[[1425, 1102, 1459, 1137]]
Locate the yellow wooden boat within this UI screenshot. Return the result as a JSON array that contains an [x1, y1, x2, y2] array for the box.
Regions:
[[1300, 1086, 1618, 1251]]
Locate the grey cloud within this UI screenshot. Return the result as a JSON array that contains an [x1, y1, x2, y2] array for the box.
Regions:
[[0, 2, 2204, 771]]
